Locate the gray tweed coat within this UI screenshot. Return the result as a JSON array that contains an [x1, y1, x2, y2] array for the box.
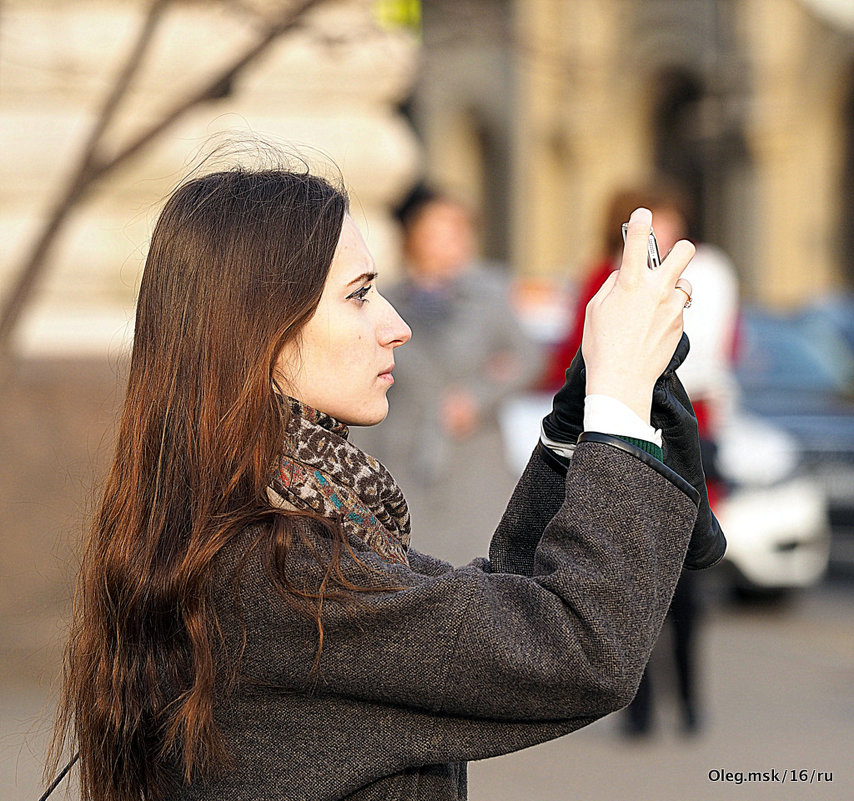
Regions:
[[177, 437, 698, 800]]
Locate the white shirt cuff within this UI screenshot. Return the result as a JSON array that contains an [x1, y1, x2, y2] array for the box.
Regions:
[[583, 394, 662, 447]]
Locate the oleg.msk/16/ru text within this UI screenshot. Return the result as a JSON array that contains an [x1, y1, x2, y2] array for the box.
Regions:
[[708, 769, 833, 784]]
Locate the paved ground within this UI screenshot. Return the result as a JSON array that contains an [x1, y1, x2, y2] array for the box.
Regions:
[[2, 357, 853, 800]]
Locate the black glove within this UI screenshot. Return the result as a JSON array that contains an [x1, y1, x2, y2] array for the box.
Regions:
[[541, 347, 586, 465], [652, 333, 727, 570]]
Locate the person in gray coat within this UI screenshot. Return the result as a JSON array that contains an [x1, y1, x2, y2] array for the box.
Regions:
[[50, 165, 710, 801]]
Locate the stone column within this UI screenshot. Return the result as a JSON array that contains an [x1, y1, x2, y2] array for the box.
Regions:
[[511, 0, 573, 278], [512, 0, 649, 280], [560, 0, 650, 273], [742, 0, 839, 306]]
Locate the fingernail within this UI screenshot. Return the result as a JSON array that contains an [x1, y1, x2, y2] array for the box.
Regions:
[[630, 207, 652, 224]]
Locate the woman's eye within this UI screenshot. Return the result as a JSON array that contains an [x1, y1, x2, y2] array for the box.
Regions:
[[347, 285, 372, 304]]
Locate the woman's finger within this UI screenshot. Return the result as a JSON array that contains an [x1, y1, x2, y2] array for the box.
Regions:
[[675, 278, 692, 295], [618, 207, 653, 283], [658, 238, 696, 285], [587, 267, 619, 305], [674, 278, 693, 309]]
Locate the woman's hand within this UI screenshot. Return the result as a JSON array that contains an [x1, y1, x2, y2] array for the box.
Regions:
[[582, 207, 695, 423]]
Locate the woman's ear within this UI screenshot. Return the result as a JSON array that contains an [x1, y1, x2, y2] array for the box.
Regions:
[[272, 337, 301, 394]]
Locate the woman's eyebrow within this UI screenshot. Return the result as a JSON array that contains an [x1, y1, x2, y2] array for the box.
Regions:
[[346, 271, 377, 286]]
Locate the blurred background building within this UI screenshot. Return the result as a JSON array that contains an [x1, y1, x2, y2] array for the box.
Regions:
[[1, 0, 421, 356], [5, 0, 854, 358], [411, 0, 854, 308]]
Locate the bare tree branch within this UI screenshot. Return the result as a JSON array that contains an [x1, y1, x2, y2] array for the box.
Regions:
[[0, 0, 328, 360], [79, 0, 172, 183], [0, 0, 170, 358], [90, 0, 326, 181]]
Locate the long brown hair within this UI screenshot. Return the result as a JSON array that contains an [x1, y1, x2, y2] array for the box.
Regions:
[[51, 166, 353, 800]]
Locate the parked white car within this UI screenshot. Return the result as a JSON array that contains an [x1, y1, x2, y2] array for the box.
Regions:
[[715, 413, 830, 593]]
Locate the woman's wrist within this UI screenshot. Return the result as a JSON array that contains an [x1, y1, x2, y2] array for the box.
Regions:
[[583, 394, 661, 445], [539, 393, 662, 475], [584, 376, 654, 426]]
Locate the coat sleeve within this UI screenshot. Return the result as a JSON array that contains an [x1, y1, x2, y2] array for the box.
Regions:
[[487, 443, 567, 575], [224, 440, 696, 734]]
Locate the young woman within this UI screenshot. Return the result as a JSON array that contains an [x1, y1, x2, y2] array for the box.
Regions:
[[52, 164, 710, 801]]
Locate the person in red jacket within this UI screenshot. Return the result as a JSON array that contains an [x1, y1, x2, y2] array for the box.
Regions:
[[541, 184, 693, 391]]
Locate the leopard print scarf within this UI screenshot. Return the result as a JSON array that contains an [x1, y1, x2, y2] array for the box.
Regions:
[[267, 396, 411, 565]]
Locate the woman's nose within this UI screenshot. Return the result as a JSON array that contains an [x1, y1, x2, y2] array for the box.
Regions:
[[378, 294, 411, 348]]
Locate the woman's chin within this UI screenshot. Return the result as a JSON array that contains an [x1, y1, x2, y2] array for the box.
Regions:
[[358, 408, 390, 428], [341, 399, 389, 428]]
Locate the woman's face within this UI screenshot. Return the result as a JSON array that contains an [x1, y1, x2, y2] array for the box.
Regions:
[[276, 215, 412, 426]]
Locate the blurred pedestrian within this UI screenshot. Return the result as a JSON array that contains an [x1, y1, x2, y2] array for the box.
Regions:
[[634, 181, 740, 505], [541, 184, 689, 390], [542, 179, 740, 455], [352, 186, 543, 562]]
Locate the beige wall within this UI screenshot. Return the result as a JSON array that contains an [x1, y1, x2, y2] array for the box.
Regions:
[[0, 0, 421, 355], [6, 0, 854, 336], [743, 0, 853, 305]]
